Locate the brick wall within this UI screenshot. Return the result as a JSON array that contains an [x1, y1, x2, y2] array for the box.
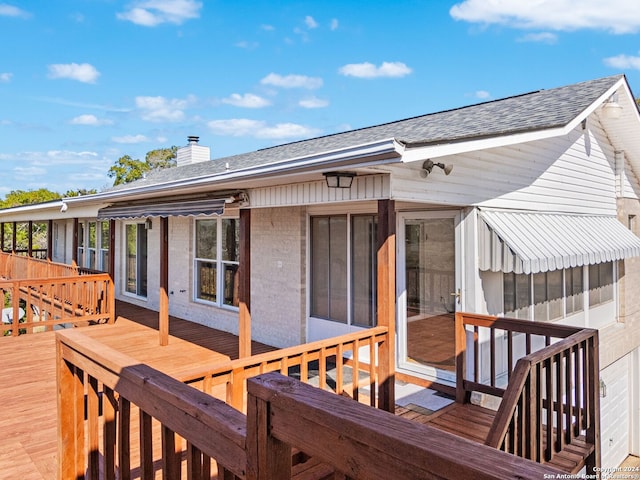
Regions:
[[250, 206, 307, 348]]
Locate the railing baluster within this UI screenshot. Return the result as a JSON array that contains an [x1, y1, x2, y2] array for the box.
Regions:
[[319, 348, 327, 391], [103, 386, 117, 480], [353, 338, 360, 401], [490, 327, 496, 387], [140, 409, 154, 480], [369, 336, 376, 407], [565, 348, 573, 445], [87, 376, 100, 480], [119, 396, 131, 480], [336, 343, 344, 395], [545, 357, 553, 462], [507, 331, 513, 381], [473, 326, 479, 383], [162, 425, 181, 479]]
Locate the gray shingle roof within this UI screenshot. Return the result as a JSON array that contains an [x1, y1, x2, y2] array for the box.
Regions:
[[108, 74, 624, 192]]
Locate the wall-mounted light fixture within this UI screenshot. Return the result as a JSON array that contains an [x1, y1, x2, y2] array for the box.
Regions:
[[323, 171, 356, 188], [602, 93, 623, 119], [600, 379, 607, 398], [420, 159, 453, 178]]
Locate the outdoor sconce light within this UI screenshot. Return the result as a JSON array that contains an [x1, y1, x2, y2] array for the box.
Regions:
[[602, 93, 623, 119], [420, 159, 453, 178], [323, 171, 356, 188], [600, 379, 607, 398]]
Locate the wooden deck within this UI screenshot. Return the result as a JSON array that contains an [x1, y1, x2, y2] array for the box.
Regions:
[[0, 301, 275, 479]]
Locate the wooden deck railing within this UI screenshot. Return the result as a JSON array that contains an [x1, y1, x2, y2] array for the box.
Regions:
[[455, 312, 600, 473], [0, 251, 80, 278], [56, 329, 564, 480], [0, 252, 115, 335], [181, 326, 392, 413]]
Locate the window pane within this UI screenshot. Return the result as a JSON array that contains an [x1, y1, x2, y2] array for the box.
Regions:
[[547, 269, 563, 320], [352, 215, 377, 327], [101, 222, 110, 246], [311, 217, 330, 318], [125, 224, 137, 294], [310, 216, 347, 323], [566, 267, 583, 314], [533, 273, 546, 320], [78, 223, 85, 247], [504, 273, 515, 315], [196, 261, 216, 302], [222, 218, 239, 262], [329, 217, 347, 322], [223, 263, 239, 306], [138, 225, 148, 297], [88, 222, 97, 248], [590, 262, 613, 306], [196, 220, 216, 259], [515, 274, 530, 319]]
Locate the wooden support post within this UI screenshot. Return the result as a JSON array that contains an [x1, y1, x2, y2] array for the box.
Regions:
[[455, 312, 468, 403], [246, 376, 292, 480], [108, 219, 116, 280], [1, 222, 5, 252], [72, 218, 79, 267], [47, 220, 53, 261], [56, 341, 85, 480], [12, 221, 17, 254], [377, 199, 396, 413], [239, 209, 251, 358], [159, 216, 169, 346], [585, 332, 601, 474], [28, 220, 33, 257]]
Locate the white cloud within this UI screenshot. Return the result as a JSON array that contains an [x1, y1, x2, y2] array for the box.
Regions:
[[261, 24, 275, 31], [69, 114, 114, 126], [517, 32, 558, 44], [0, 72, 12, 82], [260, 73, 323, 89], [135, 95, 194, 122], [235, 40, 259, 49], [14, 166, 46, 178], [604, 53, 640, 70], [305, 15, 318, 29], [117, 0, 202, 27], [450, 0, 640, 34], [112, 134, 149, 144], [330, 18, 339, 30], [0, 4, 30, 18], [475, 90, 491, 99], [338, 61, 412, 79], [47, 63, 100, 83], [222, 93, 271, 108], [207, 118, 319, 139], [299, 96, 329, 108]]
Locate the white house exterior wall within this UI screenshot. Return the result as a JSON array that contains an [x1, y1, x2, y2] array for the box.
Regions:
[[249, 175, 389, 208], [388, 122, 619, 215], [250, 206, 307, 348]]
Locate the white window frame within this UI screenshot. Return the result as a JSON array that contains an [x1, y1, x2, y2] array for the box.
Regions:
[[193, 217, 240, 311], [76, 220, 110, 271]]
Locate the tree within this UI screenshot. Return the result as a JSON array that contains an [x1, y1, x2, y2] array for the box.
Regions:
[[107, 146, 178, 186], [0, 188, 61, 209], [64, 188, 98, 197]]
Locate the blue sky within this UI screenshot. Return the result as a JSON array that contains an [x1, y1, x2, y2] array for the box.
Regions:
[[2, 0, 640, 195]]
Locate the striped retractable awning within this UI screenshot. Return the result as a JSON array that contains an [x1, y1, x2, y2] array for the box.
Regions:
[[96, 197, 226, 220], [478, 209, 640, 274]]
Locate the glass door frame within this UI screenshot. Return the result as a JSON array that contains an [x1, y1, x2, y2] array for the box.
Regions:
[[396, 210, 463, 385]]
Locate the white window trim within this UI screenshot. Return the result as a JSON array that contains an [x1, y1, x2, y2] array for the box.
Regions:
[[121, 221, 148, 301], [193, 217, 239, 311]]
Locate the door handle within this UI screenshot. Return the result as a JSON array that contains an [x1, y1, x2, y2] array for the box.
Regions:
[[450, 288, 461, 304]]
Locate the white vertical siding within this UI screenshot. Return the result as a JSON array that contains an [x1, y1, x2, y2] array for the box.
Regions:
[[249, 174, 389, 208], [389, 121, 620, 215]]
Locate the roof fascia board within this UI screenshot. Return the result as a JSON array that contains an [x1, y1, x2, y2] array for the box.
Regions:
[[64, 138, 402, 205]]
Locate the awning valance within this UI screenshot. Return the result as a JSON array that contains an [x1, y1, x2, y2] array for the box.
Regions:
[[478, 210, 640, 274], [96, 197, 226, 220]]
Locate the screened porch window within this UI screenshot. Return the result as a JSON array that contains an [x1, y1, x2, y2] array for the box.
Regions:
[[310, 214, 377, 327], [194, 218, 239, 308]]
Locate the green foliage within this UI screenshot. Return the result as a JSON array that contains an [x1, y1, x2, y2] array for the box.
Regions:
[[64, 188, 98, 197], [107, 147, 178, 186], [0, 188, 61, 209]]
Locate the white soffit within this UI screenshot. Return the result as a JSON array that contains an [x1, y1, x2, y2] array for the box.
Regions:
[[478, 209, 640, 274]]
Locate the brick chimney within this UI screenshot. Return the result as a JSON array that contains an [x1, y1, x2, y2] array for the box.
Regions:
[[176, 136, 210, 167]]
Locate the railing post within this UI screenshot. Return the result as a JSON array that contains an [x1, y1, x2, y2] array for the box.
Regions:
[[56, 337, 85, 479], [377, 199, 396, 413], [455, 312, 467, 403], [246, 376, 292, 480], [586, 332, 601, 475], [11, 283, 20, 336]]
